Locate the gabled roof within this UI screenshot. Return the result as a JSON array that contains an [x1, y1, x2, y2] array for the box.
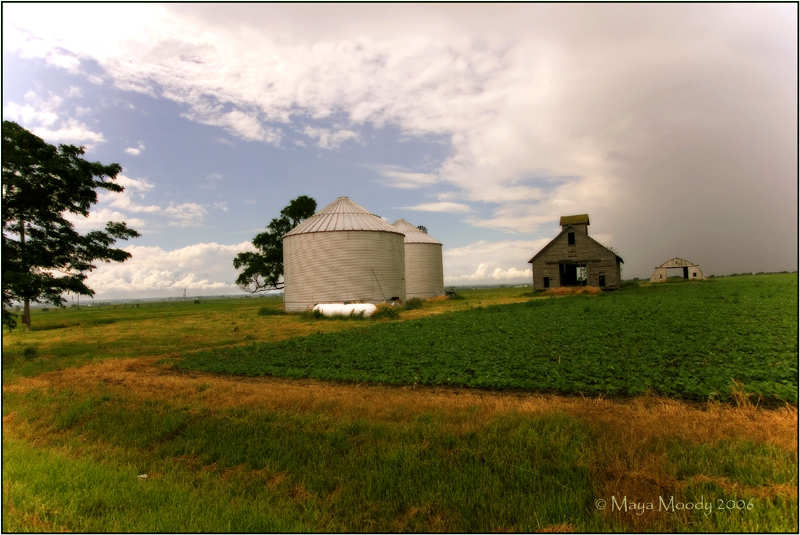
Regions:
[[560, 214, 590, 226], [654, 257, 700, 269], [284, 197, 402, 236], [528, 225, 623, 264], [391, 219, 442, 245]]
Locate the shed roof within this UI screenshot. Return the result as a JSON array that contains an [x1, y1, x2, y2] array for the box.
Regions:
[[391, 219, 442, 245], [560, 214, 590, 226], [285, 197, 402, 236], [655, 257, 700, 269]]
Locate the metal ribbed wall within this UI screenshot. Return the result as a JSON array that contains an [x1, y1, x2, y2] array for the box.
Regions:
[[391, 219, 444, 299], [283, 197, 406, 312]]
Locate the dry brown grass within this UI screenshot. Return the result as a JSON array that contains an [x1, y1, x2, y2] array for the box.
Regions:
[[5, 283, 795, 533], [5, 357, 797, 533], [6, 357, 796, 452], [537, 523, 577, 533], [543, 286, 603, 296], [2, 501, 70, 533]]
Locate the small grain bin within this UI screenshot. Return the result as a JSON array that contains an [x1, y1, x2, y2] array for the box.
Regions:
[[282, 197, 406, 311], [391, 219, 444, 299]]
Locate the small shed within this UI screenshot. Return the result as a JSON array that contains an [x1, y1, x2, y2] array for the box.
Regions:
[[528, 214, 623, 290], [650, 258, 706, 282], [282, 197, 406, 311], [391, 219, 444, 299]]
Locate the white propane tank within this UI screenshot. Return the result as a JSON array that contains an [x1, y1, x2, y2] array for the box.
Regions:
[[312, 303, 378, 317]]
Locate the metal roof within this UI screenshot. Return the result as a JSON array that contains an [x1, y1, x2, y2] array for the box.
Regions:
[[284, 197, 403, 236], [391, 219, 442, 245], [559, 214, 590, 226]]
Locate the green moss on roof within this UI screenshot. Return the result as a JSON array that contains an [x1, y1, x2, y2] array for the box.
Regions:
[[560, 214, 590, 226]]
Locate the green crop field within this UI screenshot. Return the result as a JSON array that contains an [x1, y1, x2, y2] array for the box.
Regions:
[[174, 274, 798, 403], [2, 273, 798, 532]]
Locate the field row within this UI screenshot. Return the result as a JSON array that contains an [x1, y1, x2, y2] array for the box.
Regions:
[[173, 277, 798, 403]]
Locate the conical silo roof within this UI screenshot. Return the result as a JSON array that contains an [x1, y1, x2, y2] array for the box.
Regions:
[[285, 197, 402, 236], [391, 219, 442, 244]]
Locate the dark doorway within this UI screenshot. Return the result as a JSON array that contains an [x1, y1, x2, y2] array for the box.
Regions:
[[683, 266, 689, 279], [559, 263, 587, 287]]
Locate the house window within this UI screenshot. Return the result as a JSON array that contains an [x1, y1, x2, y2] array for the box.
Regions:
[[543, 277, 550, 288], [692, 272, 697, 278], [599, 274, 606, 288], [567, 232, 575, 245]]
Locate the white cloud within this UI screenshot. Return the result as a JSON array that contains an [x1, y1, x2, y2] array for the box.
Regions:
[[66, 208, 145, 232], [5, 3, 796, 277], [373, 165, 438, 189], [164, 203, 207, 227], [303, 126, 360, 149], [184, 105, 282, 145], [66, 86, 83, 98], [446, 262, 490, 282], [84, 241, 257, 298], [124, 142, 145, 155], [200, 173, 223, 190], [3, 89, 105, 149], [3, 92, 62, 126], [443, 263, 533, 283], [442, 238, 548, 284], [90, 175, 208, 229], [31, 119, 105, 148], [4, 101, 58, 127], [98, 175, 159, 215], [403, 202, 472, 214], [113, 175, 155, 193]]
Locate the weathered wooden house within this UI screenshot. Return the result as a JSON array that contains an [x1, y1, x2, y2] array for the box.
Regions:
[[528, 214, 623, 290]]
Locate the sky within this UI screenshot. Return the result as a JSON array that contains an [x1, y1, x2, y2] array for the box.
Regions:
[[3, 3, 797, 300]]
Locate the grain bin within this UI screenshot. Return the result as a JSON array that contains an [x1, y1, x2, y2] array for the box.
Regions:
[[282, 197, 406, 311], [391, 219, 444, 299]]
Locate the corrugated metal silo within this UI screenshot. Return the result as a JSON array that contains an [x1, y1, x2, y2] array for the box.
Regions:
[[391, 219, 444, 299], [283, 197, 406, 311]]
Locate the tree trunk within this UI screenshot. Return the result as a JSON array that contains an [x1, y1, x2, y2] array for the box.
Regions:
[[20, 217, 31, 329], [23, 297, 31, 330]]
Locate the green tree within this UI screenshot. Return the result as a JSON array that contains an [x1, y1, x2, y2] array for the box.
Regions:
[[2, 121, 140, 329], [233, 195, 316, 293]]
